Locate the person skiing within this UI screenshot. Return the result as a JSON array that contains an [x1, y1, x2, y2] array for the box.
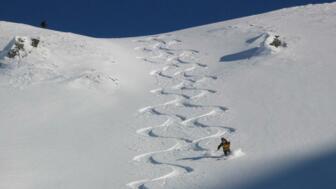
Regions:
[[217, 137, 231, 156]]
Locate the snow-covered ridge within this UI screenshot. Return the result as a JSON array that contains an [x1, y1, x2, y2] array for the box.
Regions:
[[1, 2, 336, 189]]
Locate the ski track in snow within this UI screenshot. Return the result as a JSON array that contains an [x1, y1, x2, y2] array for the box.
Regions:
[[128, 35, 241, 189]]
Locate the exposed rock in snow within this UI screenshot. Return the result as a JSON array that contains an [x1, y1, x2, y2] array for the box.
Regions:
[[269, 35, 284, 47], [220, 32, 286, 62], [0, 36, 40, 64]]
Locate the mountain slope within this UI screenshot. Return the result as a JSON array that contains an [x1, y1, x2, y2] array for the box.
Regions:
[[1, 2, 336, 189]]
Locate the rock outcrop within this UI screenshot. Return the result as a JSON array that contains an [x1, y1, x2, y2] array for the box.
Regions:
[[0, 36, 40, 64]]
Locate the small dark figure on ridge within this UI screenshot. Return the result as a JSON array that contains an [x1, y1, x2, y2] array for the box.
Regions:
[[217, 137, 231, 156], [40, 20, 47, 28]]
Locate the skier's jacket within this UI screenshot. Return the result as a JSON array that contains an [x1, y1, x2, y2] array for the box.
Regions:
[[217, 141, 230, 151]]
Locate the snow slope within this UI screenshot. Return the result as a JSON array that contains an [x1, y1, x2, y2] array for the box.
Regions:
[[1, 2, 336, 189]]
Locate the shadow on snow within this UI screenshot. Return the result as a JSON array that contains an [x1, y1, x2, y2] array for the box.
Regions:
[[219, 47, 261, 62], [210, 147, 336, 189]]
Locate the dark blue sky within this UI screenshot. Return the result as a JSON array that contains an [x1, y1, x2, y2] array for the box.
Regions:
[[0, 0, 334, 37]]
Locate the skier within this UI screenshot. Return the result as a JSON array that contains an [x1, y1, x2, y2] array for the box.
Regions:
[[217, 137, 231, 156]]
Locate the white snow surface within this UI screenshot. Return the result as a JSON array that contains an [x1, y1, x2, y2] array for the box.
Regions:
[[1, 3, 336, 189]]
